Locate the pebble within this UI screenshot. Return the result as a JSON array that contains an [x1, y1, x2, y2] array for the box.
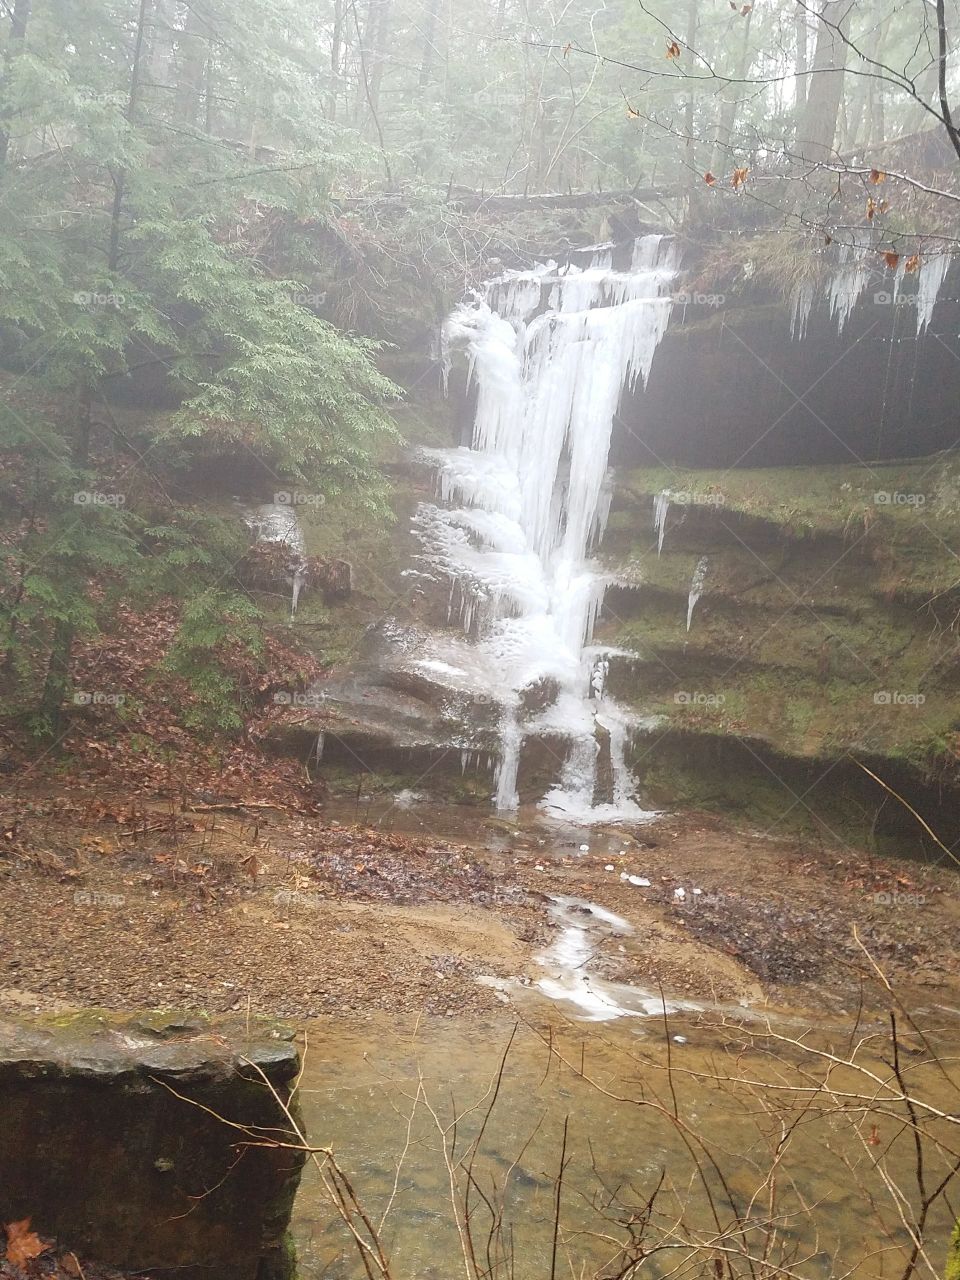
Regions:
[[578, 844, 590, 852], [605, 864, 615, 872], [672, 1035, 688, 1045]]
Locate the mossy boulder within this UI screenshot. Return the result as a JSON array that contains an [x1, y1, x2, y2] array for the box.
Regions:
[[0, 1011, 306, 1280]]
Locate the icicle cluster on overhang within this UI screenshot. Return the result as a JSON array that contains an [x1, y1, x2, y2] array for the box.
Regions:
[[790, 239, 953, 340]]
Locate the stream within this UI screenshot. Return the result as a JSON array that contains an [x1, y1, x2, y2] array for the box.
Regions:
[[297, 808, 960, 1280], [290, 1004, 960, 1278]]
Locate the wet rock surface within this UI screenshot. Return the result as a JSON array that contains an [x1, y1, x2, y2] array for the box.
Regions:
[[0, 1012, 305, 1280]]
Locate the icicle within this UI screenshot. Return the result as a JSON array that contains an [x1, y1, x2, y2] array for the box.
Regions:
[[494, 707, 522, 812], [290, 563, 306, 620], [590, 656, 608, 701], [654, 490, 671, 556], [916, 253, 951, 335], [827, 234, 871, 334], [686, 556, 708, 633], [789, 280, 815, 341]]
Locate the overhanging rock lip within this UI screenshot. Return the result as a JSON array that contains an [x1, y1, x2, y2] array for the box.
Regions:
[[0, 1010, 300, 1086]]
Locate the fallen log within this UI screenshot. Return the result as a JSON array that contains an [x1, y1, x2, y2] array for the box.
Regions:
[[332, 186, 677, 215]]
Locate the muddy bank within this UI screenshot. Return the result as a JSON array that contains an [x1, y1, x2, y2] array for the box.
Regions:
[[0, 796, 957, 1021]]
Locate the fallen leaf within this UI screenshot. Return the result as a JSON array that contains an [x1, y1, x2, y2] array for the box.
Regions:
[[625, 102, 640, 119], [905, 254, 921, 273], [870, 168, 886, 184], [883, 251, 900, 269], [4, 1218, 50, 1266], [703, 171, 716, 185], [731, 166, 749, 190], [666, 40, 681, 59]]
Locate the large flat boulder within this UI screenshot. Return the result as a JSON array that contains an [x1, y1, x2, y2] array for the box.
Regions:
[[0, 1012, 306, 1280]]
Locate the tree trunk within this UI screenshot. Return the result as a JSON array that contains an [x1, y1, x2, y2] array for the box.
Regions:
[[364, 0, 390, 124], [418, 0, 440, 88], [796, 0, 852, 163], [936, 0, 960, 163], [38, 399, 92, 732], [174, 0, 209, 125], [0, 0, 32, 168], [710, 6, 754, 174], [108, 0, 150, 273], [682, 0, 699, 190], [842, 13, 888, 150], [145, 0, 174, 89], [328, 0, 345, 119], [794, 2, 808, 116]]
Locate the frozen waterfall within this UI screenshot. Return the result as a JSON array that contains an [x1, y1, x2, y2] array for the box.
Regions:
[[417, 236, 679, 821]]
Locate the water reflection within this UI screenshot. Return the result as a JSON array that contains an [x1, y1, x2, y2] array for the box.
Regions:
[[291, 1008, 959, 1278]]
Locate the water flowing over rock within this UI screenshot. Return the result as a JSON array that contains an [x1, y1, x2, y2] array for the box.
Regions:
[[413, 236, 679, 821], [244, 502, 308, 620]]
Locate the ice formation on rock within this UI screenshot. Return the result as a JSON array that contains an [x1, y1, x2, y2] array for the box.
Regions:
[[416, 237, 679, 820]]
